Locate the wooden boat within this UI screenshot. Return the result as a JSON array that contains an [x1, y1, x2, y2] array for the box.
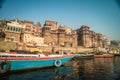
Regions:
[[94, 54, 114, 58], [75, 53, 93, 58], [0, 52, 74, 73]]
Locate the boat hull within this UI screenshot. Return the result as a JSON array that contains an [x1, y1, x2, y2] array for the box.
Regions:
[[75, 54, 93, 57], [94, 54, 114, 58], [11, 57, 72, 70], [0, 54, 74, 73]]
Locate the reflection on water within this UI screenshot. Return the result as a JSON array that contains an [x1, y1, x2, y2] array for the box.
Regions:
[[78, 58, 114, 80], [1, 57, 120, 80], [72, 57, 120, 80]]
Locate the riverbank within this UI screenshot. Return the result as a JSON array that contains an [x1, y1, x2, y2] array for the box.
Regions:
[[0, 41, 93, 53]]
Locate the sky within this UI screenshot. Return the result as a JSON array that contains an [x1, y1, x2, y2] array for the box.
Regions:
[[0, 0, 120, 40]]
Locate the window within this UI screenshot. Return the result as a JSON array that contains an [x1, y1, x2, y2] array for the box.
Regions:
[[18, 28, 21, 32], [16, 28, 18, 32], [10, 27, 12, 31], [13, 27, 16, 31]]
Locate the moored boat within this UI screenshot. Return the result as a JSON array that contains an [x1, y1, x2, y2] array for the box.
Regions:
[[94, 54, 114, 58], [0, 52, 74, 73], [74, 53, 93, 58]]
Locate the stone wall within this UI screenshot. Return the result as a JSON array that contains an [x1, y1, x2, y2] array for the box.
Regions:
[[45, 20, 58, 30], [5, 32, 20, 42], [0, 41, 17, 51], [38, 46, 93, 53]]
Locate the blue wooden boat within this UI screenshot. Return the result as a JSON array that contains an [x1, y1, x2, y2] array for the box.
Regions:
[[0, 53, 74, 73]]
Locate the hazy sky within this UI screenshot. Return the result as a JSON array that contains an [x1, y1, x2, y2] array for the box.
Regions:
[[0, 0, 120, 40]]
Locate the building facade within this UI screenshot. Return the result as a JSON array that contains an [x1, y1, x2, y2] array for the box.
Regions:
[[0, 19, 110, 50], [42, 20, 77, 47], [0, 19, 45, 47], [76, 25, 106, 48], [3, 19, 25, 43], [21, 20, 44, 46]]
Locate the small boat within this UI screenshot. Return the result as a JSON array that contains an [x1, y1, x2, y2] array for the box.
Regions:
[[0, 52, 74, 73], [75, 53, 93, 57], [94, 54, 114, 58]]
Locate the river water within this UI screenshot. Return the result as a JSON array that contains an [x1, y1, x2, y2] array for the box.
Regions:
[[0, 57, 120, 80]]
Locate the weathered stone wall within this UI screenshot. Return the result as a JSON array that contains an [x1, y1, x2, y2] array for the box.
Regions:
[[38, 46, 93, 53], [77, 25, 104, 48], [0, 41, 17, 51], [5, 32, 20, 42], [45, 20, 58, 30]]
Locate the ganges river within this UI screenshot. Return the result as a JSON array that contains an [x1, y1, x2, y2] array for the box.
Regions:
[[0, 56, 120, 80]]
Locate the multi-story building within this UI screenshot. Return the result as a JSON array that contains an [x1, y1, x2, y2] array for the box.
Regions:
[[3, 19, 25, 43], [44, 20, 58, 30], [0, 19, 45, 47], [42, 20, 58, 46], [57, 25, 77, 47], [21, 20, 44, 46], [0, 19, 110, 50], [76, 25, 103, 48], [42, 20, 77, 47], [77, 25, 90, 47], [96, 33, 103, 47], [102, 35, 111, 48]]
